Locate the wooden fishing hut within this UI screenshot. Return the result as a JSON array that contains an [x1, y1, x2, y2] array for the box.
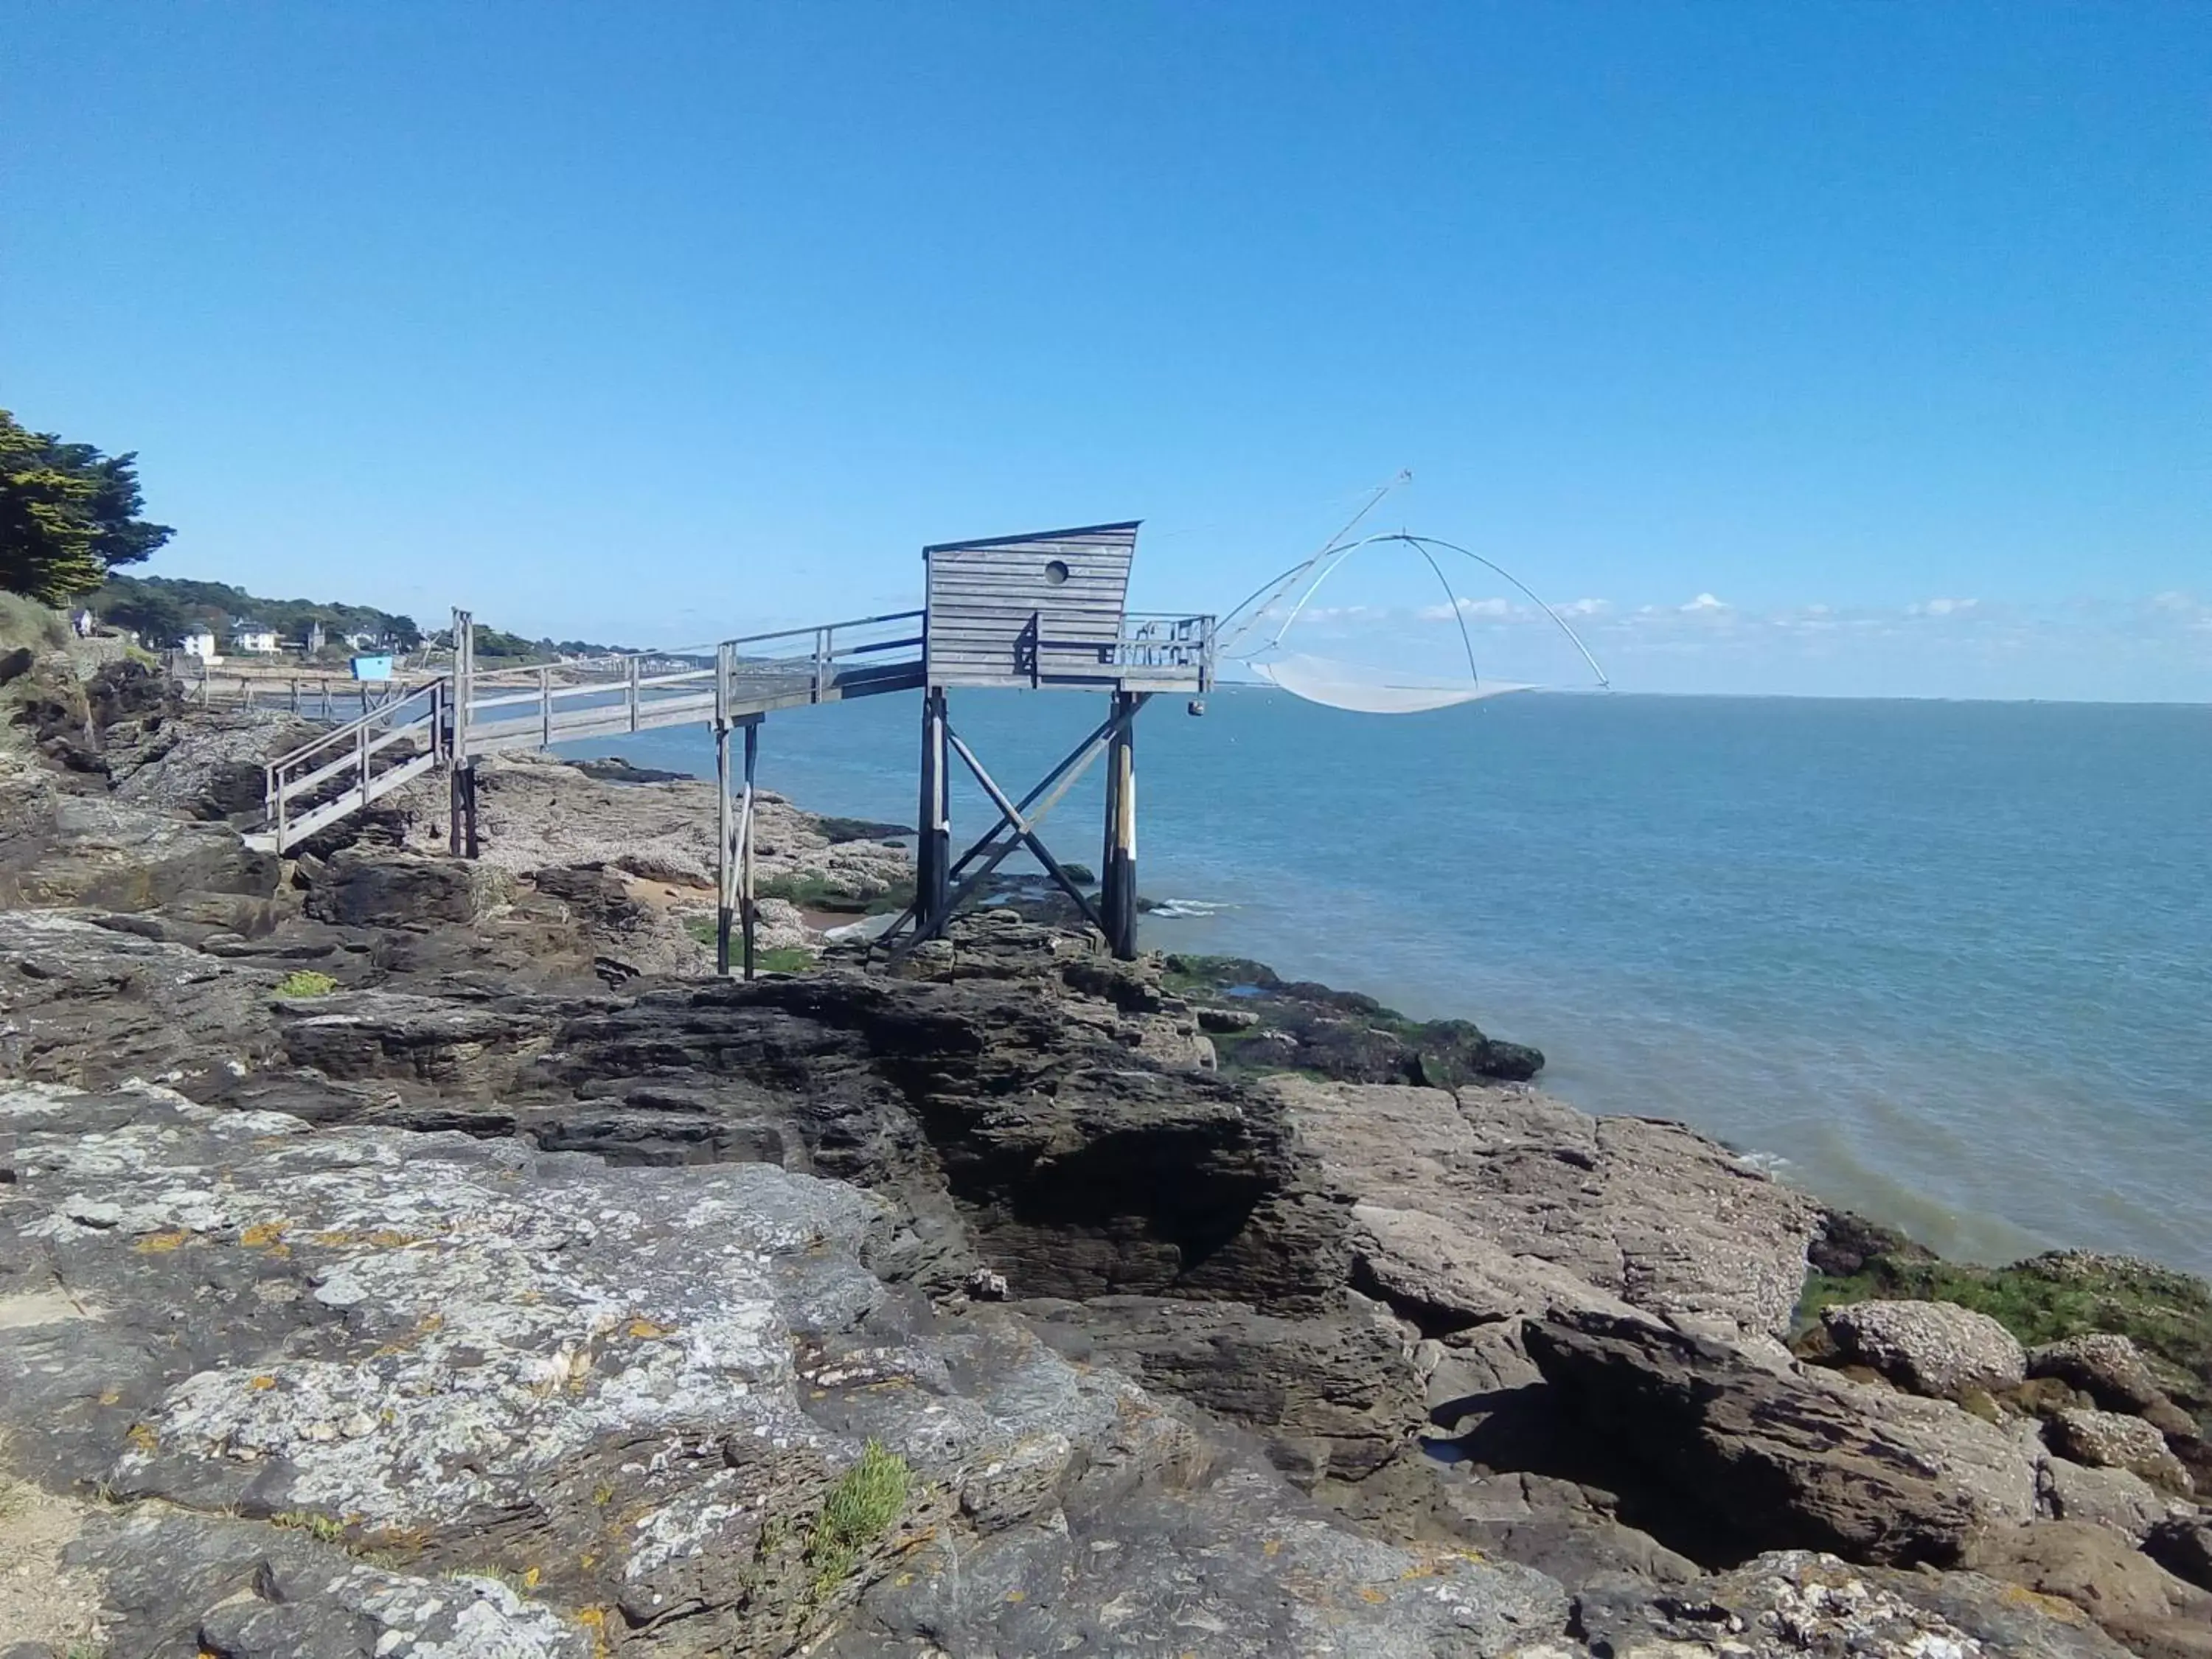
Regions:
[[894, 521, 1214, 960]]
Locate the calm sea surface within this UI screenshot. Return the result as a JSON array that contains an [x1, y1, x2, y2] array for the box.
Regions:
[[562, 691, 2212, 1276]]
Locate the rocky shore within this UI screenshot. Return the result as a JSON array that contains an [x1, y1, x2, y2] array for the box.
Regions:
[[1, 656, 2208, 1658]]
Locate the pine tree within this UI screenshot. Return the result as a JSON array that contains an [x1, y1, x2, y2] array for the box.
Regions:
[[0, 409, 173, 603]]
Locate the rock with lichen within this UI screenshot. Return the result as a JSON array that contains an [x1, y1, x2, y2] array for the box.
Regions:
[[1565, 1548, 2136, 1659], [0, 1079, 1571, 1658], [2046, 1405, 2195, 1494], [1823, 1298, 2029, 1399]]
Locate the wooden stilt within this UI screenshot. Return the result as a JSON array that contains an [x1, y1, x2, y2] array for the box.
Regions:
[[714, 719, 733, 976], [916, 686, 951, 939], [448, 607, 476, 859], [1102, 690, 1141, 958], [448, 763, 480, 860], [1099, 705, 1122, 943], [740, 720, 759, 980]]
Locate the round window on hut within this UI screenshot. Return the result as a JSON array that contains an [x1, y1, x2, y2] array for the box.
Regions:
[[1043, 559, 1071, 586]]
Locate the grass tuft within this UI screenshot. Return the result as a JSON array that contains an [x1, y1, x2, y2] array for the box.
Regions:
[[270, 1508, 349, 1543], [680, 916, 819, 974], [274, 970, 339, 998], [804, 1441, 910, 1601]]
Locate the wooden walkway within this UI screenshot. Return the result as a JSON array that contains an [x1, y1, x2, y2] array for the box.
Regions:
[[260, 611, 929, 850], [260, 606, 1213, 853]]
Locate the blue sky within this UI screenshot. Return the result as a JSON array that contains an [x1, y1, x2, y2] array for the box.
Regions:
[[5, 2, 2206, 698]]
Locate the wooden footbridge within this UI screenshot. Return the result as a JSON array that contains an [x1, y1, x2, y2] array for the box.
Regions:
[[262, 523, 1214, 971]]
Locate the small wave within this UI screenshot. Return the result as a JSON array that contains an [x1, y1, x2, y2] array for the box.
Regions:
[[1147, 898, 1234, 919], [1733, 1149, 1792, 1177]]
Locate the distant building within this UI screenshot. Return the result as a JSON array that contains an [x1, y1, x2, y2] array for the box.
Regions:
[[305, 620, 327, 654], [231, 624, 281, 655], [181, 627, 223, 664]]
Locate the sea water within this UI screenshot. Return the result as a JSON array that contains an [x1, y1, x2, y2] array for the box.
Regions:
[[560, 690, 2212, 1276]]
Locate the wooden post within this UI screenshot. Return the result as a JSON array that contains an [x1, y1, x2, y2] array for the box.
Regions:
[[459, 763, 480, 860], [290, 678, 299, 714], [1102, 690, 1139, 959], [1099, 703, 1121, 939], [714, 718, 734, 976], [915, 686, 950, 939], [448, 608, 474, 858], [450, 608, 474, 762], [740, 720, 759, 980]]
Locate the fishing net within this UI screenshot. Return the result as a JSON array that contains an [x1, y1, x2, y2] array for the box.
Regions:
[[1250, 651, 1534, 713], [1219, 530, 1608, 714]]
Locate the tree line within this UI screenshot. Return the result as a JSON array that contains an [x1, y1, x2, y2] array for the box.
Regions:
[[91, 573, 423, 654]]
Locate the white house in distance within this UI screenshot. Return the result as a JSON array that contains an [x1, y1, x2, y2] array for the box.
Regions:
[[181, 627, 223, 664], [230, 623, 282, 655]]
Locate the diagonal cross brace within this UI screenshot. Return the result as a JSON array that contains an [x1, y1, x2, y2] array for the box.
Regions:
[[943, 726, 1108, 935], [877, 699, 1138, 958]]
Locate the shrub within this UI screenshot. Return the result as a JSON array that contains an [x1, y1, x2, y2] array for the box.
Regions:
[[804, 1441, 909, 1599], [0, 590, 68, 651], [274, 970, 339, 998]]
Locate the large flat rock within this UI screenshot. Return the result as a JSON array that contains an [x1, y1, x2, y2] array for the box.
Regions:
[[1270, 1077, 1820, 1341]]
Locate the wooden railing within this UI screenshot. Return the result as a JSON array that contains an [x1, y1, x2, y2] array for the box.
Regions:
[[182, 667, 434, 718], [259, 610, 930, 852], [453, 611, 927, 757], [1113, 613, 1216, 681], [263, 678, 448, 849]]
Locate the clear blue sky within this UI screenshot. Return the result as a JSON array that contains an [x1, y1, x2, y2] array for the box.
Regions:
[[6, 2, 2206, 698]]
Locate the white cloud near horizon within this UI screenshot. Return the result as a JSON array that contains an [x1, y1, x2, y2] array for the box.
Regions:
[[1260, 588, 2212, 700], [1416, 594, 1515, 621]]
